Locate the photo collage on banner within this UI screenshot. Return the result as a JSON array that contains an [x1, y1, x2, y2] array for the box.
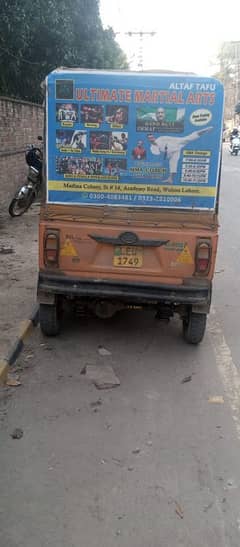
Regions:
[[54, 91, 129, 182]]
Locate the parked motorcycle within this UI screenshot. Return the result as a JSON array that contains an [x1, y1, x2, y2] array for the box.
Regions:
[[9, 139, 43, 217]]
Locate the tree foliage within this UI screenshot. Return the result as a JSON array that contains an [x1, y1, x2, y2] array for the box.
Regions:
[[0, 0, 128, 102], [213, 41, 240, 121]]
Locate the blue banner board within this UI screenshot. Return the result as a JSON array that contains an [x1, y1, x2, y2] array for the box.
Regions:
[[46, 69, 224, 210]]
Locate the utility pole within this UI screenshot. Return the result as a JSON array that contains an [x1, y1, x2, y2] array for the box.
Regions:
[[115, 31, 156, 70]]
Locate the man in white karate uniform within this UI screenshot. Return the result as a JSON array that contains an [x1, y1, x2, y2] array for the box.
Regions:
[[147, 126, 213, 183]]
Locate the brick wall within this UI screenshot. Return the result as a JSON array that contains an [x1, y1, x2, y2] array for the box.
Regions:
[[0, 97, 43, 210]]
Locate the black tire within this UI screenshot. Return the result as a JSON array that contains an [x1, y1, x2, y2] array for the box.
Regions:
[[8, 189, 35, 217], [39, 303, 60, 336], [183, 312, 207, 345]]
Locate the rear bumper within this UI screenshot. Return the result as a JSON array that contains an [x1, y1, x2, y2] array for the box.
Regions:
[[38, 272, 211, 307]]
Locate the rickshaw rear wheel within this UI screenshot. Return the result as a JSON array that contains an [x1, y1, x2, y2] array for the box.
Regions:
[[39, 303, 60, 336], [182, 311, 207, 345]]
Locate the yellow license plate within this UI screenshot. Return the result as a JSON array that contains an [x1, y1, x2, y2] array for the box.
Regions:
[[113, 246, 143, 268]]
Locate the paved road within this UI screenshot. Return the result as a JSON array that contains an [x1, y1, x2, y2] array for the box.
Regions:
[[1, 147, 240, 547]]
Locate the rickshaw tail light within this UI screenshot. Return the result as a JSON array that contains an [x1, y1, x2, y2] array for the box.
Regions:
[[44, 231, 60, 267], [195, 241, 211, 275]]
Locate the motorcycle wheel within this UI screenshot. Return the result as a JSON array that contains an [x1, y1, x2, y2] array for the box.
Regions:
[[8, 189, 35, 217]]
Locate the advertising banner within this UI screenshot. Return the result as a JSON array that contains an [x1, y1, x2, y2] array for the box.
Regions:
[[47, 69, 224, 209]]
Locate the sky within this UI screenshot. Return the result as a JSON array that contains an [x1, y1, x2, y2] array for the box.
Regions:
[[100, 0, 240, 75]]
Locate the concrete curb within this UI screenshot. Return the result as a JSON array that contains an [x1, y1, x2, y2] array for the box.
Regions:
[[0, 360, 8, 385], [0, 304, 39, 385]]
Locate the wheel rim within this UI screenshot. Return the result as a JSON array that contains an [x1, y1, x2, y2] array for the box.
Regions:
[[10, 189, 34, 216], [11, 198, 29, 216]]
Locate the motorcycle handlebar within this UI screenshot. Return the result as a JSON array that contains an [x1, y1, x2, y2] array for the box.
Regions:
[[25, 147, 43, 168]]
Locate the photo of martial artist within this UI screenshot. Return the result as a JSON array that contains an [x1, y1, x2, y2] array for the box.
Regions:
[[132, 140, 147, 160], [104, 158, 127, 176], [56, 103, 78, 122], [90, 132, 128, 153], [111, 132, 128, 152], [80, 104, 104, 124], [90, 132, 111, 151], [105, 105, 128, 125], [56, 130, 86, 151], [147, 126, 213, 183], [136, 107, 185, 133]]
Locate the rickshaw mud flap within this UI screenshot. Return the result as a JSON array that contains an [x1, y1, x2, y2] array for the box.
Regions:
[[38, 274, 211, 305]]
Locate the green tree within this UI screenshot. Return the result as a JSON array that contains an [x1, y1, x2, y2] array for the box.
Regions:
[[213, 41, 240, 123], [0, 0, 128, 102]]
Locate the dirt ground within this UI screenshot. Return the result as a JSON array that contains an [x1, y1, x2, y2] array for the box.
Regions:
[[0, 205, 39, 359]]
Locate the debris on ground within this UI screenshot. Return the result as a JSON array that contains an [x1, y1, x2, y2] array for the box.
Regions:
[[175, 501, 184, 519], [0, 246, 14, 254], [208, 396, 224, 404], [98, 345, 112, 356], [104, 422, 112, 430], [11, 428, 23, 440], [203, 501, 214, 512], [12, 364, 24, 373], [6, 376, 22, 387], [132, 448, 141, 455], [112, 458, 124, 467], [224, 479, 238, 490], [181, 375, 192, 384], [85, 364, 120, 390], [90, 398, 102, 408], [25, 353, 34, 360]]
